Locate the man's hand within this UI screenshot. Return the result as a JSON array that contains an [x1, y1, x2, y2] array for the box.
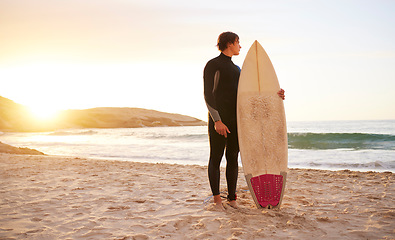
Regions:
[[215, 121, 230, 138], [277, 88, 285, 100]]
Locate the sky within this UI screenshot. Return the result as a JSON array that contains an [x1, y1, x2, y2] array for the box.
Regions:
[[1, 0, 395, 121]]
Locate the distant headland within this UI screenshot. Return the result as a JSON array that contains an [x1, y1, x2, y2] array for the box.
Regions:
[[0, 96, 206, 132]]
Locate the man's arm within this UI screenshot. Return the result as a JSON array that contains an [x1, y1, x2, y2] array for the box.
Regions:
[[204, 62, 231, 138], [203, 62, 221, 122]]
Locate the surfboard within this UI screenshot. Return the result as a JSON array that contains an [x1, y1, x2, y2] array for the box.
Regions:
[[237, 40, 288, 209]]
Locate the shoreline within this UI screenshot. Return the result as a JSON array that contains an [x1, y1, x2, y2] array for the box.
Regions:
[[1, 138, 393, 173], [52, 155, 395, 174], [1, 153, 394, 239]]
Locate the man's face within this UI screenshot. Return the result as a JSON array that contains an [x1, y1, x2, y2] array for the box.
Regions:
[[228, 39, 241, 55]]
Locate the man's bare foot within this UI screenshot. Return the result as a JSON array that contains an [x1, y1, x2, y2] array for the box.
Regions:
[[213, 194, 225, 211], [214, 202, 225, 211], [228, 200, 238, 209]]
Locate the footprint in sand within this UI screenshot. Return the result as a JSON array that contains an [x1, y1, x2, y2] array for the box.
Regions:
[[107, 206, 130, 211], [30, 217, 42, 222], [132, 234, 149, 240]]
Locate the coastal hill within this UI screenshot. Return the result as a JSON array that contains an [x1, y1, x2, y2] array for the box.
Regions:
[[0, 141, 44, 155], [0, 96, 206, 132]]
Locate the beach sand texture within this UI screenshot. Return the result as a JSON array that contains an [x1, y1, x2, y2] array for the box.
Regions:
[[0, 154, 394, 240]]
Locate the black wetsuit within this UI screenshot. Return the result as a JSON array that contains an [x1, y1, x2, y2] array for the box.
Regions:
[[203, 53, 240, 201]]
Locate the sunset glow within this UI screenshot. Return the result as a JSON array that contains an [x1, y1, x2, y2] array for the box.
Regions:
[[1, 0, 394, 121], [28, 105, 60, 121]]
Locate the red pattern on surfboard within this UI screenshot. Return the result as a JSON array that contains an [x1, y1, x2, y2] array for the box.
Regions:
[[250, 174, 283, 207]]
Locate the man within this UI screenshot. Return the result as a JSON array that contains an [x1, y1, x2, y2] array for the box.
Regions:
[[204, 32, 285, 210]]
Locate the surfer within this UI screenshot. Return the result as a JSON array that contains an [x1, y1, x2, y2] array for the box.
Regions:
[[204, 32, 285, 210]]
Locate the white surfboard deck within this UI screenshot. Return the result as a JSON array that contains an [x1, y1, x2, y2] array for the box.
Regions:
[[237, 40, 288, 209]]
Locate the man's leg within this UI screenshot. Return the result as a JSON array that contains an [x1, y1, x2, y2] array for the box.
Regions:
[[225, 125, 239, 205], [208, 118, 226, 208]]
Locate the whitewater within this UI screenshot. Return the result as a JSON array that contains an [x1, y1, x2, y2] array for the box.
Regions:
[[1, 120, 394, 172]]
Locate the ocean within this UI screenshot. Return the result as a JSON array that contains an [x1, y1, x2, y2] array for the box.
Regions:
[[1, 120, 394, 172]]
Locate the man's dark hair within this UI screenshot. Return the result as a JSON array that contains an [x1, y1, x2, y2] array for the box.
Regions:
[[217, 32, 239, 52]]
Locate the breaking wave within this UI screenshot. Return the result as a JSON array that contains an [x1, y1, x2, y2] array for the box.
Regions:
[[288, 133, 395, 150]]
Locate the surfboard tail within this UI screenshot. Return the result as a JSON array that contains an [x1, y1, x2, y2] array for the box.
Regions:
[[246, 172, 287, 209]]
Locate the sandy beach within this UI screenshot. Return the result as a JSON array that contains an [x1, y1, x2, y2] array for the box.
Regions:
[[0, 154, 393, 240]]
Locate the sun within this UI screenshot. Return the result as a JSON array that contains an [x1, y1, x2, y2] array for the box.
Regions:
[[28, 105, 61, 121]]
